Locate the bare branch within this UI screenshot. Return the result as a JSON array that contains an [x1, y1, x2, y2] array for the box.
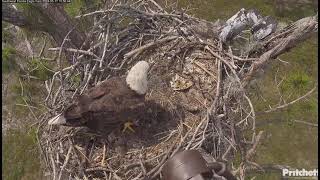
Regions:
[[265, 86, 316, 113]]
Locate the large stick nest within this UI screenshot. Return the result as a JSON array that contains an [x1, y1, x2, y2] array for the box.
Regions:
[[37, 1, 318, 180]]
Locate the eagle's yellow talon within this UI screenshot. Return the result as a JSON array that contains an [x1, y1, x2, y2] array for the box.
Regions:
[[122, 121, 135, 133]]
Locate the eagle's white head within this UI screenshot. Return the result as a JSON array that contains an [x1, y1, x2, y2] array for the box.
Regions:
[[126, 61, 150, 95]]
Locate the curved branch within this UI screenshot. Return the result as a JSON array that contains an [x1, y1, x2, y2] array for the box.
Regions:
[[242, 14, 318, 85]]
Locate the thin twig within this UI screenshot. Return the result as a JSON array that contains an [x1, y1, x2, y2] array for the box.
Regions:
[[265, 86, 316, 113]]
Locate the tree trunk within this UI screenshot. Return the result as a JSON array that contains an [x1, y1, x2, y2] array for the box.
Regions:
[[2, 3, 87, 50], [2, 4, 30, 27]]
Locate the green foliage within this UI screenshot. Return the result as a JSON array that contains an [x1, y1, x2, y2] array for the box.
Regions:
[[232, 152, 242, 167], [278, 39, 317, 95], [28, 58, 54, 81], [64, 0, 86, 17], [2, 128, 42, 180], [250, 38, 318, 179], [9, 82, 34, 118], [2, 22, 15, 44], [274, 2, 317, 21], [2, 30, 14, 44], [71, 74, 82, 86], [2, 46, 17, 74], [281, 72, 311, 93], [64, 0, 102, 32], [64, 0, 102, 17], [280, 38, 318, 77], [176, 0, 275, 21], [247, 172, 282, 180], [255, 120, 318, 169], [175, 0, 316, 23]]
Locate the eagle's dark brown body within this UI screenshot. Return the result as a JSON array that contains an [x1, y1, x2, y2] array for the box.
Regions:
[[63, 77, 146, 135]]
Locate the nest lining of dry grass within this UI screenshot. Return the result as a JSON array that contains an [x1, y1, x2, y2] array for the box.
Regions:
[[34, 1, 318, 180]]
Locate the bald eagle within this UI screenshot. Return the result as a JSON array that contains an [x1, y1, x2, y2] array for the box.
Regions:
[[48, 61, 150, 135]]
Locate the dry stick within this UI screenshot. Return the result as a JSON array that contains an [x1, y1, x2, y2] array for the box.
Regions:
[[265, 86, 316, 113], [23, 33, 34, 58], [139, 159, 147, 176], [18, 78, 25, 97], [131, 172, 143, 180], [146, 130, 185, 179], [104, 171, 109, 180], [150, 130, 191, 179], [105, 162, 122, 180], [45, 76, 56, 102], [48, 47, 99, 59], [222, 144, 233, 161], [85, 167, 111, 172], [205, 59, 223, 157], [38, 59, 56, 73], [228, 46, 238, 70], [193, 60, 217, 79], [191, 118, 210, 149], [124, 36, 177, 60], [100, 24, 110, 68], [75, 9, 118, 19], [244, 94, 255, 131], [208, 60, 222, 115], [236, 108, 253, 126], [274, 69, 285, 105], [225, 53, 259, 62], [242, 15, 317, 86], [22, 98, 39, 121], [148, 0, 164, 11], [39, 36, 47, 58], [147, 0, 185, 21], [205, 46, 238, 70], [81, 62, 99, 94], [185, 117, 207, 149], [207, 44, 255, 141], [101, 144, 106, 167], [52, 86, 62, 105], [50, 151, 57, 180], [223, 136, 237, 153], [67, 137, 86, 178], [58, 146, 72, 180], [245, 131, 264, 161], [145, 143, 176, 178], [74, 145, 91, 163], [58, 28, 75, 69], [124, 152, 167, 171], [264, 28, 294, 45], [158, 129, 178, 142], [51, 60, 83, 78], [293, 120, 318, 127], [36, 118, 50, 169]]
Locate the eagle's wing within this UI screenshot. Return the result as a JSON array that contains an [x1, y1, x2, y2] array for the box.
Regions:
[[88, 78, 145, 113], [84, 78, 146, 133], [63, 78, 115, 120], [62, 77, 145, 132], [86, 80, 111, 99]]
